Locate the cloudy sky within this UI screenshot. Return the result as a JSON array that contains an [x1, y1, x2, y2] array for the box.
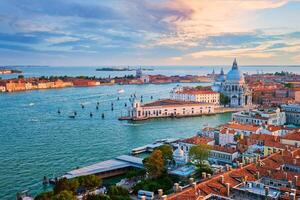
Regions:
[[0, 0, 300, 66]]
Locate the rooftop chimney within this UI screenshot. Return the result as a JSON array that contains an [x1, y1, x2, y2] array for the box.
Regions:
[[226, 183, 230, 197], [293, 159, 297, 165], [141, 196, 146, 200], [189, 177, 194, 185], [174, 183, 179, 193], [161, 195, 168, 200], [294, 176, 298, 185], [256, 172, 260, 179], [265, 186, 269, 197], [202, 172, 207, 179], [220, 175, 225, 184], [158, 189, 163, 198]]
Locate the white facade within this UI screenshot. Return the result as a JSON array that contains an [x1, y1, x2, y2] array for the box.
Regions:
[[170, 86, 220, 104], [232, 108, 286, 126], [282, 104, 300, 125], [130, 99, 215, 120], [214, 59, 252, 107], [218, 129, 236, 146]]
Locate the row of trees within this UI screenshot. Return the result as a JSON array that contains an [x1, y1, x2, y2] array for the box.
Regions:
[[36, 175, 102, 199]]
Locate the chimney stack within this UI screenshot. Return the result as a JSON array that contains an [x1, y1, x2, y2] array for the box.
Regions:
[[265, 186, 269, 197], [202, 172, 207, 179], [189, 177, 194, 185], [174, 183, 179, 193], [220, 175, 224, 184], [141, 196, 146, 200], [294, 176, 298, 185], [256, 172, 260, 179], [162, 195, 168, 200], [158, 189, 163, 198], [293, 159, 297, 165], [284, 172, 288, 180], [226, 183, 230, 197], [192, 182, 197, 191], [288, 180, 293, 188], [207, 174, 212, 178]]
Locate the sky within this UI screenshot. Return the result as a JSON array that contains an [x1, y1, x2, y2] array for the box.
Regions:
[[0, 0, 300, 66]]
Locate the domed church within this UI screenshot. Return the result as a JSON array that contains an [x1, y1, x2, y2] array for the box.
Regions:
[[215, 58, 252, 107]]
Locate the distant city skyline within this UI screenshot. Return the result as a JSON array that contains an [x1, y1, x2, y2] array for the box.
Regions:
[[0, 0, 300, 66]]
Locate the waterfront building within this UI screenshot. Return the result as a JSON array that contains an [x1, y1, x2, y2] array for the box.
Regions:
[[232, 108, 286, 126], [170, 86, 220, 104], [129, 99, 216, 120], [282, 104, 300, 125], [214, 58, 252, 107]]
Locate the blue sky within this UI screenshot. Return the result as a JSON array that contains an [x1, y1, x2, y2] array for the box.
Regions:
[[0, 0, 300, 66]]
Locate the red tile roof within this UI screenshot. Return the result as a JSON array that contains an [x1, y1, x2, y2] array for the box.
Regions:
[[167, 148, 300, 200], [141, 99, 209, 107], [180, 136, 214, 145]]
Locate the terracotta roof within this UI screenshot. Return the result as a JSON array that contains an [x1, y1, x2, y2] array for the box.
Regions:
[[249, 134, 280, 142], [180, 136, 214, 145], [141, 99, 209, 107], [220, 128, 236, 135], [211, 145, 238, 154], [176, 90, 219, 95], [167, 149, 300, 200], [224, 123, 260, 132], [282, 131, 300, 141]]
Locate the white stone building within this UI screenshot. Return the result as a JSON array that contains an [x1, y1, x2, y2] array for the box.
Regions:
[[214, 59, 252, 107], [232, 108, 286, 126], [129, 99, 216, 120], [170, 86, 220, 104]]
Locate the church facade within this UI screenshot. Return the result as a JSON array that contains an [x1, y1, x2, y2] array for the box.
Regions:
[[214, 59, 252, 107]]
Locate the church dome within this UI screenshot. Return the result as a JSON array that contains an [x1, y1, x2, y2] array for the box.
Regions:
[[226, 58, 244, 83]]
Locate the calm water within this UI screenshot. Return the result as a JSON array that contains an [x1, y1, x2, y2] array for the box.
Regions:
[[1, 65, 299, 199], [0, 81, 232, 200]]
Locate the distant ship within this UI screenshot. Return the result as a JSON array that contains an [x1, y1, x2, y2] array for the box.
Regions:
[[117, 89, 125, 94]]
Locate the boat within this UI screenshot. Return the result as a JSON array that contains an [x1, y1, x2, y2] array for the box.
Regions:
[[29, 103, 34, 106], [117, 89, 125, 94], [69, 115, 75, 119]]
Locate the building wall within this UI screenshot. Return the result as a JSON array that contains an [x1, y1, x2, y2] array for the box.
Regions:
[[282, 104, 300, 125], [281, 139, 300, 147], [132, 102, 215, 119]]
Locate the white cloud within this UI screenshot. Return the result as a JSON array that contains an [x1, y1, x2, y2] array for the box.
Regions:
[[45, 36, 80, 44]]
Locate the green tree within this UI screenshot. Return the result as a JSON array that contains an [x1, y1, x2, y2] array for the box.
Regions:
[[53, 178, 79, 195], [34, 191, 54, 200], [189, 144, 210, 167], [157, 144, 173, 166], [143, 150, 165, 178], [107, 186, 130, 200], [52, 190, 76, 200], [87, 194, 111, 200], [220, 93, 230, 105], [77, 175, 102, 190]]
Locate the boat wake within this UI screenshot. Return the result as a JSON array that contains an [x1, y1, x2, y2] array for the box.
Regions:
[[28, 118, 39, 122]]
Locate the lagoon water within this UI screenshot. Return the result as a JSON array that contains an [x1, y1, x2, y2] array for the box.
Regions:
[[0, 65, 298, 199]]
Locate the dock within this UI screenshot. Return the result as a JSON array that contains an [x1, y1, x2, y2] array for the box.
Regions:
[[62, 155, 144, 179], [131, 138, 179, 155]]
